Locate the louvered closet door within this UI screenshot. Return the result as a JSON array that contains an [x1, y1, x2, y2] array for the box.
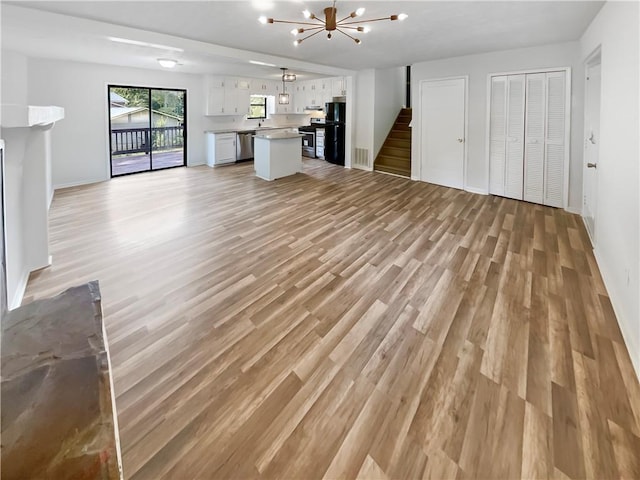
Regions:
[[544, 72, 566, 207], [504, 75, 526, 200], [523, 73, 546, 204], [489, 77, 507, 196]]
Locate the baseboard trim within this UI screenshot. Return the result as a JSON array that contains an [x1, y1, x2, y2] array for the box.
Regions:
[[411, 176, 419, 181], [465, 187, 489, 195], [54, 177, 107, 190], [10, 269, 29, 310], [353, 165, 373, 172], [593, 248, 640, 382], [565, 205, 582, 215]]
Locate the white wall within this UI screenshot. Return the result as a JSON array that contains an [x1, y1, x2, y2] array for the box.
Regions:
[[353, 67, 405, 169], [1, 50, 29, 106], [411, 41, 584, 210], [354, 69, 375, 168], [27, 57, 208, 189], [373, 67, 405, 157], [580, 1, 640, 378]]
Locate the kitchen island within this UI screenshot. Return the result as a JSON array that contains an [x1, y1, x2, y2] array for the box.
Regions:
[[253, 132, 304, 181]]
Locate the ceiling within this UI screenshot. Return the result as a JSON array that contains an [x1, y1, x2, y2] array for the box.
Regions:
[[3, 1, 603, 78]]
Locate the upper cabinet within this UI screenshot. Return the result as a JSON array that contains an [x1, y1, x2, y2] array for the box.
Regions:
[[204, 76, 251, 116], [206, 75, 348, 116]]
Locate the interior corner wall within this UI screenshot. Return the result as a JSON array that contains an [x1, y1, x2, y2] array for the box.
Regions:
[[26, 57, 207, 189], [354, 69, 375, 167], [580, 1, 640, 379], [373, 66, 405, 158], [410, 41, 583, 208]]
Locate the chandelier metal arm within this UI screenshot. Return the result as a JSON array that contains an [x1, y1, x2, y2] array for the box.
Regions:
[[270, 19, 325, 26], [335, 28, 360, 44], [340, 17, 397, 25], [298, 28, 325, 43]]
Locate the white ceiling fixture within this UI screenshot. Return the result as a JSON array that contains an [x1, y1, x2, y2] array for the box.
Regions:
[[157, 58, 178, 68], [259, 0, 406, 46]]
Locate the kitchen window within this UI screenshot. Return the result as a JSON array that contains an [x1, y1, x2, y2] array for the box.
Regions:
[[248, 95, 267, 119]]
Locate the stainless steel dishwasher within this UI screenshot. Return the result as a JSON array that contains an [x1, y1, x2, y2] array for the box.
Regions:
[[236, 130, 255, 161]]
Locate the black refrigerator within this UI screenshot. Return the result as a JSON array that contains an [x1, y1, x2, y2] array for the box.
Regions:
[[325, 102, 346, 166]]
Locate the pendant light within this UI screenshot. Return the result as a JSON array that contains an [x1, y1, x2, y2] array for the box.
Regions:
[[278, 67, 290, 104]]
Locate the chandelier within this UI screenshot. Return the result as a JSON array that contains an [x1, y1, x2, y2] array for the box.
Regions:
[[259, 1, 408, 46]]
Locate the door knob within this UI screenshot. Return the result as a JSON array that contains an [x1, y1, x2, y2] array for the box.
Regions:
[[587, 162, 597, 168], [457, 138, 464, 143]]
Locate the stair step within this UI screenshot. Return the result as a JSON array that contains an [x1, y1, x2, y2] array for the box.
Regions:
[[375, 154, 411, 169], [379, 146, 410, 158], [389, 130, 411, 140], [386, 138, 411, 149], [374, 164, 411, 177]]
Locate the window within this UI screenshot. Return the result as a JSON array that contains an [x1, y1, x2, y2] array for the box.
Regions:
[[248, 95, 267, 119]]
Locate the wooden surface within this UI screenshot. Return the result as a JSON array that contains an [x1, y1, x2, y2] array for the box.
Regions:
[[374, 108, 412, 177], [111, 149, 184, 176], [24, 159, 640, 479]]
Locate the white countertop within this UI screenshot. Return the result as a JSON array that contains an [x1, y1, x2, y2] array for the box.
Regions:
[[204, 126, 301, 134], [254, 132, 304, 140]]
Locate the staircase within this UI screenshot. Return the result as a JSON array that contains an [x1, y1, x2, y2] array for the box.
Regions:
[[374, 108, 412, 177]]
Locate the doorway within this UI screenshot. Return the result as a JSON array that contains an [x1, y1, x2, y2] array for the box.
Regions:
[[420, 77, 467, 189], [108, 85, 186, 177], [583, 50, 601, 242]]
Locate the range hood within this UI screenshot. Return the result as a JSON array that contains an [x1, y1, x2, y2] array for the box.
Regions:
[[303, 105, 324, 111]]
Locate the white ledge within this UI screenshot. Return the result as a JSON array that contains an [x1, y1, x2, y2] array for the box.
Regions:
[[1, 104, 65, 128]]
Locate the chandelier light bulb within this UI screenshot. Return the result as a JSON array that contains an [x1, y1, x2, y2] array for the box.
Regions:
[[355, 7, 365, 16], [294, 39, 300, 46], [258, 16, 268, 24], [355, 39, 362, 45], [398, 13, 408, 21], [302, 9, 311, 18]]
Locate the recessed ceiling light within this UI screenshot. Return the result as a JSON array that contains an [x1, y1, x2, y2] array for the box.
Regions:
[[108, 37, 184, 52], [158, 58, 178, 68]]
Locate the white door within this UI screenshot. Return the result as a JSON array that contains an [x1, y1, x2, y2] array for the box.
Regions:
[[583, 62, 600, 240], [504, 75, 526, 200], [523, 73, 546, 204], [420, 78, 466, 189]]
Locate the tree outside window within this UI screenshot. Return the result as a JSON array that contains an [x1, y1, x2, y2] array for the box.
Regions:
[[249, 95, 267, 119]]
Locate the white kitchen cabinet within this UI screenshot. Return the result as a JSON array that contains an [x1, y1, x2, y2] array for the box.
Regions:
[[332, 77, 346, 97], [204, 76, 251, 116], [489, 70, 568, 208], [206, 132, 236, 166]]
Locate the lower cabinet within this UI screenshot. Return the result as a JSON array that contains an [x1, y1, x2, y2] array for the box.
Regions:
[[206, 133, 236, 166]]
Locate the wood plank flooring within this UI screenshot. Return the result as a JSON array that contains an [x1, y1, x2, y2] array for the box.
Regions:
[[24, 159, 640, 479]]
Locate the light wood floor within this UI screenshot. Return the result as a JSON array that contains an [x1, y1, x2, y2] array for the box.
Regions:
[[24, 159, 640, 479]]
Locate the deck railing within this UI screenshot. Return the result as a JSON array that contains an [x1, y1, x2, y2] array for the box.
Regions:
[[111, 126, 184, 155]]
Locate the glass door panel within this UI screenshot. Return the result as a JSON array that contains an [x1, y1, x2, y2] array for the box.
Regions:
[[109, 86, 151, 176], [150, 89, 186, 170]]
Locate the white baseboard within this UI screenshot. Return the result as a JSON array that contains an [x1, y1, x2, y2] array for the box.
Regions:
[[465, 186, 489, 195], [565, 205, 582, 215], [593, 248, 640, 382], [54, 176, 107, 190], [411, 176, 419, 181], [10, 269, 29, 310], [352, 165, 372, 172]]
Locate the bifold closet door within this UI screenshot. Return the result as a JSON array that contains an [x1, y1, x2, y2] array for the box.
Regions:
[[544, 72, 566, 208], [489, 75, 525, 200], [489, 70, 567, 208], [523, 73, 546, 204]]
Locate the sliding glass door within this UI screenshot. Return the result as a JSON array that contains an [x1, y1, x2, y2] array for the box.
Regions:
[[109, 85, 186, 177]]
